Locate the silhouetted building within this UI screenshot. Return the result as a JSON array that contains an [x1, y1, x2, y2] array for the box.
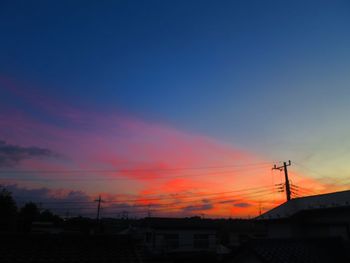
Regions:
[[231, 238, 349, 263], [137, 217, 218, 255], [257, 190, 350, 240], [31, 221, 63, 234], [259, 190, 350, 219]]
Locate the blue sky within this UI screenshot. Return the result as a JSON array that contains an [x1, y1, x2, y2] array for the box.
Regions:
[[1, 1, 349, 133], [1, 1, 350, 211]]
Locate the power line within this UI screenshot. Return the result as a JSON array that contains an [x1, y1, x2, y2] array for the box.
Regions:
[[289, 182, 320, 197], [293, 162, 336, 182], [3, 159, 282, 218], [44, 188, 277, 210], [295, 186, 317, 195], [0, 162, 271, 174], [27, 191, 275, 212], [55, 190, 278, 217], [34, 189, 279, 217], [0, 166, 271, 182], [18, 185, 274, 204], [15, 189, 276, 216], [31, 185, 275, 205]]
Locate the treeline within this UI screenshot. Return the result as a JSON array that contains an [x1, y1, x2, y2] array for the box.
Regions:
[[0, 186, 131, 234], [0, 186, 62, 233]]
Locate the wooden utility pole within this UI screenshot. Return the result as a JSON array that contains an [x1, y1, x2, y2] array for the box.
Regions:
[[147, 204, 151, 218], [272, 160, 292, 202], [95, 195, 103, 221], [258, 201, 262, 216]]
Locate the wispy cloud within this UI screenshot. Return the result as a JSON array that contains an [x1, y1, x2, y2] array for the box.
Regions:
[[234, 202, 251, 208], [0, 140, 57, 167], [182, 203, 213, 212], [218, 199, 236, 204]]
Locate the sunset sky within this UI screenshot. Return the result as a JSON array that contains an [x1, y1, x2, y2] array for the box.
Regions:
[[1, 0, 350, 218]]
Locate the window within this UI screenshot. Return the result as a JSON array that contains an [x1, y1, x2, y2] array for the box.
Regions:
[[164, 234, 179, 249], [193, 234, 209, 249], [145, 232, 152, 243]]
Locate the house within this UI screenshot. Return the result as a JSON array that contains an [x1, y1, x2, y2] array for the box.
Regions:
[[226, 190, 350, 262], [257, 190, 350, 240], [258, 189, 350, 219], [231, 237, 349, 263], [218, 219, 266, 248], [136, 217, 218, 255]]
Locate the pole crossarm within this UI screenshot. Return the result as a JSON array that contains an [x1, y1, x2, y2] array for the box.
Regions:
[[272, 160, 292, 202]]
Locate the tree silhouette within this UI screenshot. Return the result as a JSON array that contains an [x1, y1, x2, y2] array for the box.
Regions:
[[18, 202, 40, 232], [40, 209, 63, 225], [0, 186, 17, 232]]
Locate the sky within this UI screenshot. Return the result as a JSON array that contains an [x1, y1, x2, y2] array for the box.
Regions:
[[0, 0, 350, 218]]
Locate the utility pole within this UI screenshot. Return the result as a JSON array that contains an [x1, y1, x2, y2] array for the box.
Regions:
[[272, 160, 292, 202], [258, 202, 262, 216], [65, 210, 70, 219], [95, 195, 103, 221], [147, 204, 151, 218], [121, 211, 129, 220]]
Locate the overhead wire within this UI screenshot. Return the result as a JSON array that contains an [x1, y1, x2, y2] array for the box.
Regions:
[[45, 188, 277, 211], [0, 165, 271, 182], [0, 162, 271, 174], [39, 188, 279, 217], [27, 184, 276, 205], [4, 162, 281, 217], [63, 190, 278, 217]]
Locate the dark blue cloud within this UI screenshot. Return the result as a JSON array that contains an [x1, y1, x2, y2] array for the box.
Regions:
[[0, 140, 56, 167], [234, 202, 251, 208], [182, 203, 213, 212], [219, 199, 236, 204]]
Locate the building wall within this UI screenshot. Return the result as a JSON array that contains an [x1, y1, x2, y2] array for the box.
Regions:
[[265, 221, 350, 240], [144, 229, 217, 254]]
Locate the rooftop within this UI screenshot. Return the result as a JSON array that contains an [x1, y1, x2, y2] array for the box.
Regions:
[[258, 189, 350, 219]]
